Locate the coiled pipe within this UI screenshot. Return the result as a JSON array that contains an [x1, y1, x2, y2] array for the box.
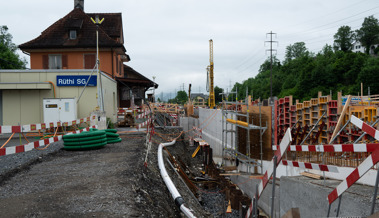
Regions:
[[158, 140, 196, 218]]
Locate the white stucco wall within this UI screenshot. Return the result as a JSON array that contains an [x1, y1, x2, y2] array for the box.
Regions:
[[0, 70, 117, 125]]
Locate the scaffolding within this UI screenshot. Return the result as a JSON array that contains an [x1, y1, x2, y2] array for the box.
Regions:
[[221, 88, 267, 173]]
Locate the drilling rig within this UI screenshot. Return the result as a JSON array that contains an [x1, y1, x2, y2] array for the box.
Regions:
[[207, 39, 215, 108]]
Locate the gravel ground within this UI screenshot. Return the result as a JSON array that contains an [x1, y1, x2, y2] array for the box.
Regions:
[[0, 127, 241, 217], [0, 130, 182, 217]]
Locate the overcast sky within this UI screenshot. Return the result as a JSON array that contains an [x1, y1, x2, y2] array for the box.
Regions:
[[2, 0, 379, 100]]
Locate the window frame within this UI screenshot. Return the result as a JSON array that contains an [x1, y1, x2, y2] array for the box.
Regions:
[[48, 54, 62, 69], [69, 30, 77, 40]]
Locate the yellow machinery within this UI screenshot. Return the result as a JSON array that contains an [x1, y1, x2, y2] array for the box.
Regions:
[[207, 39, 215, 108]]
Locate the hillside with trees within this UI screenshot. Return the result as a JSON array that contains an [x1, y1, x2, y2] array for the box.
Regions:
[[232, 16, 379, 101]]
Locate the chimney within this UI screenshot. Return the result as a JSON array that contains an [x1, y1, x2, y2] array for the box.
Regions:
[[74, 0, 84, 10]]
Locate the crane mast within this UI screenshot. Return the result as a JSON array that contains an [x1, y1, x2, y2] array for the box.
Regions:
[[208, 39, 215, 108]]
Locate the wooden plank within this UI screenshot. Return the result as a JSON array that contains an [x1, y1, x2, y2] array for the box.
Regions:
[[222, 166, 237, 171], [220, 173, 241, 176], [300, 172, 322, 180], [249, 175, 264, 179], [329, 95, 351, 143]]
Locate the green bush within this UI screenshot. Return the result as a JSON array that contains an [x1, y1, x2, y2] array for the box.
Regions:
[[106, 117, 115, 129]]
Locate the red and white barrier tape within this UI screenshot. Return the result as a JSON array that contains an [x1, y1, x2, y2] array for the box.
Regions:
[[281, 160, 339, 173], [272, 143, 379, 153], [246, 128, 292, 218], [118, 108, 144, 114], [136, 110, 151, 119], [0, 125, 97, 157], [192, 126, 202, 139], [327, 116, 379, 204], [0, 116, 96, 134], [137, 118, 152, 129]]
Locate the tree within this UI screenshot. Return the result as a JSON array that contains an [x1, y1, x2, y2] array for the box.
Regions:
[[357, 57, 379, 94], [333, 25, 355, 52], [214, 86, 223, 104], [175, 90, 188, 105], [0, 25, 27, 69], [284, 42, 309, 62], [258, 56, 280, 73], [356, 16, 379, 54]]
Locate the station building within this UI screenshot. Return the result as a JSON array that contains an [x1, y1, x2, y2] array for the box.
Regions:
[[0, 0, 156, 125]]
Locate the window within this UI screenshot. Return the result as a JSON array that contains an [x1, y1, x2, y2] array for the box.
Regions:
[[69, 30, 77, 40], [49, 55, 62, 69]]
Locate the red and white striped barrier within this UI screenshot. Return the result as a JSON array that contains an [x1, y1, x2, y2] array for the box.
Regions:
[[281, 160, 339, 173], [272, 143, 379, 153], [0, 125, 97, 156], [327, 116, 379, 204], [246, 128, 292, 218], [136, 110, 151, 119], [0, 116, 96, 134], [328, 147, 379, 204], [351, 115, 379, 141], [137, 118, 152, 129]]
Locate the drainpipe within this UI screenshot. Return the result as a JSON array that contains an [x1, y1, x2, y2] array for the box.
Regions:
[[158, 140, 196, 218]]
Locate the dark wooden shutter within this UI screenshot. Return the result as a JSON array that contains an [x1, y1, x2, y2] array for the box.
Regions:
[[43, 55, 48, 69], [84, 54, 96, 69], [62, 55, 68, 69]]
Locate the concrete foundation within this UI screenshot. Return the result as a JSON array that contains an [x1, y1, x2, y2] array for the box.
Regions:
[[231, 175, 379, 217], [280, 176, 379, 217], [231, 175, 280, 218]]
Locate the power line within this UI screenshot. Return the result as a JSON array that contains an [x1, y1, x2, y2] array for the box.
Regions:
[[265, 31, 278, 102], [282, 7, 379, 40]]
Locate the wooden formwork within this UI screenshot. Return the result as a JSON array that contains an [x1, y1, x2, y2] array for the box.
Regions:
[[238, 105, 273, 161]]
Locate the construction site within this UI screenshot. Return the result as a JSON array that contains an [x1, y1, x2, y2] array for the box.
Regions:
[[2, 0, 379, 218]]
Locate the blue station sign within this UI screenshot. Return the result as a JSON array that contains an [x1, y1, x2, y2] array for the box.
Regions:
[[57, 75, 97, 87]]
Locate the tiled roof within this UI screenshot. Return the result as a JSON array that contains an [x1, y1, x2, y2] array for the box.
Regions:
[[116, 65, 158, 89], [19, 8, 125, 51], [86, 13, 123, 40], [191, 93, 209, 100]]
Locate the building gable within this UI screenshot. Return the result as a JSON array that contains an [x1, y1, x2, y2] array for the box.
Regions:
[[19, 8, 125, 51]]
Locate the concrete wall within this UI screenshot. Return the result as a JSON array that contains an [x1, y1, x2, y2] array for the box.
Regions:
[[180, 108, 236, 163], [0, 70, 117, 125]]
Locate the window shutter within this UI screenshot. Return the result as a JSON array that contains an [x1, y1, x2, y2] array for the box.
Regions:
[[62, 55, 68, 69], [43, 55, 48, 69], [84, 54, 96, 69]]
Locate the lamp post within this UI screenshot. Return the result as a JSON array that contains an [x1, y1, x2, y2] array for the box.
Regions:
[[91, 15, 104, 111], [152, 76, 156, 103]]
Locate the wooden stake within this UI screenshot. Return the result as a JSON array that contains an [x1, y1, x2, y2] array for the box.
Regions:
[[329, 95, 352, 143], [226, 200, 232, 213]]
